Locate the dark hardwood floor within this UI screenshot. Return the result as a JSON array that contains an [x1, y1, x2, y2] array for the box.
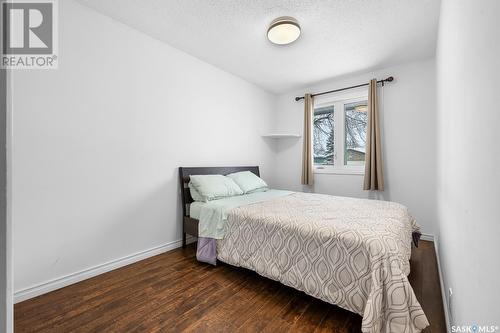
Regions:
[[15, 241, 446, 332]]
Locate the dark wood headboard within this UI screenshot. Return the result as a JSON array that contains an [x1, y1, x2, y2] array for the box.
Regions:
[[178, 166, 260, 218]]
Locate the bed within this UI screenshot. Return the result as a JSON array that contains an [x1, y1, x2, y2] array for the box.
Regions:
[[179, 166, 429, 333]]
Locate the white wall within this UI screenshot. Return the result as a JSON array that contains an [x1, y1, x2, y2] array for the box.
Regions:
[[12, 0, 276, 295], [436, 0, 500, 325], [272, 59, 438, 235]]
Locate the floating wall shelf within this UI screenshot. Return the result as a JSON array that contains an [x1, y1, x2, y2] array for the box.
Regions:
[[261, 133, 301, 139]]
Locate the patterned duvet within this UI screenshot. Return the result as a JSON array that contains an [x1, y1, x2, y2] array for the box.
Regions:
[[216, 192, 429, 333]]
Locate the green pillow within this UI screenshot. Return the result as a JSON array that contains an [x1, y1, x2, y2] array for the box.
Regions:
[[189, 175, 243, 202], [188, 183, 205, 202], [227, 171, 268, 194]]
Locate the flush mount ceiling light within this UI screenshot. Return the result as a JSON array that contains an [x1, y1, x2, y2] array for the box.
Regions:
[[355, 105, 368, 113], [267, 16, 301, 45]]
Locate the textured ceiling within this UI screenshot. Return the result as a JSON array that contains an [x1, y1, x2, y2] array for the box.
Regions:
[[77, 0, 440, 94]]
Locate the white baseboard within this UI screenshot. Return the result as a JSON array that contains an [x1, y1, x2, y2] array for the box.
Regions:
[[14, 235, 197, 303], [432, 235, 452, 333], [417, 233, 451, 332], [420, 232, 435, 241]]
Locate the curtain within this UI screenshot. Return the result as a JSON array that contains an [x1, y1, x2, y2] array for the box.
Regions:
[[301, 94, 314, 185], [364, 79, 384, 190]]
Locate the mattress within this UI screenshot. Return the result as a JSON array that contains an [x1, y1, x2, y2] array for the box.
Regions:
[[216, 192, 429, 333]]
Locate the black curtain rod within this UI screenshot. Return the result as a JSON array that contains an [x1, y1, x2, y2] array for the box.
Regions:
[[294, 76, 394, 101]]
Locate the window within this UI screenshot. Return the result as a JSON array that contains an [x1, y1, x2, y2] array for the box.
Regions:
[[313, 105, 335, 165], [313, 92, 368, 174]]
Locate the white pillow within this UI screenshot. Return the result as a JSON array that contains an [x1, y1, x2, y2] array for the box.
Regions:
[[189, 175, 243, 202], [188, 183, 205, 202], [226, 171, 268, 194]]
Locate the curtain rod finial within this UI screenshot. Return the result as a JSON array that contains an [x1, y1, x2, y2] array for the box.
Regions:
[[386, 76, 394, 82], [295, 96, 303, 101]]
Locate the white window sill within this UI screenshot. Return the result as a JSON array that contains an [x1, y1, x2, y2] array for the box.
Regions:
[[314, 167, 365, 175]]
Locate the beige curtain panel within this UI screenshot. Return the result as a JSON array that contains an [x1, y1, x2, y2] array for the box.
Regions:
[[301, 94, 314, 185], [364, 79, 384, 191]]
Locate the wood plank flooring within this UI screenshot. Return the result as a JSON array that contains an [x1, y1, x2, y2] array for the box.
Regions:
[[15, 241, 446, 332]]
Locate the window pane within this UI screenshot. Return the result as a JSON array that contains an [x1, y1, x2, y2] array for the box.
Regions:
[[344, 101, 368, 166], [313, 105, 335, 165]]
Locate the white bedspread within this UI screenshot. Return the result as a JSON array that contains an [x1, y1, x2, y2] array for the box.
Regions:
[[216, 192, 429, 333]]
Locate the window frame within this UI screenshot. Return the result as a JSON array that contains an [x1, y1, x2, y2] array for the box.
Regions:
[[313, 89, 369, 175]]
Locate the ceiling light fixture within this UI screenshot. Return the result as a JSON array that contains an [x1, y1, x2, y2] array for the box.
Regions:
[[267, 16, 301, 45], [355, 105, 368, 113]]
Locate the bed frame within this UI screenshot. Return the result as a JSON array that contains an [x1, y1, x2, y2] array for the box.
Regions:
[[178, 166, 260, 248]]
